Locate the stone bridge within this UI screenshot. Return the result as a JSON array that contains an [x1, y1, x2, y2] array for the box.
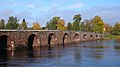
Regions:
[[0, 30, 104, 50]]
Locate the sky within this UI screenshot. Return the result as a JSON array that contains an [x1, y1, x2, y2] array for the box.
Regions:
[[0, 0, 120, 27]]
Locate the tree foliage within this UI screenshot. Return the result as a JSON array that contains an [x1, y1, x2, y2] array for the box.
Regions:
[[32, 22, 41, 30], [18, 19, 28, 30], [57, 19, 66, 30], [91, 16, 105, 33], [67, 22, 73, 30], [104, 23, 112, 34], [46, 16, 66, 30], [72, 14, 82, 31], [46, 16, 60, 30], [0, 19, 5, 29], [112, 23, 120, 35], [6, 16, 19, 29], [73, 14, 81, 23]]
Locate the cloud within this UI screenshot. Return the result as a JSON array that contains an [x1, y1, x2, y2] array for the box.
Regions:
[[70, 2, 84, 9], [0, 8, 14, 19], [15, 11, 31, 19], [0, 0, 120, 27], [80, 6, 120, 25]]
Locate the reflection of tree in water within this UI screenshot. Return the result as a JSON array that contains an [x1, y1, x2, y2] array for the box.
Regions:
[[112, 39, 120, 49], [74, 49, 81, 63], [92, 49, 104, 59], [115, 39, 120, 45]]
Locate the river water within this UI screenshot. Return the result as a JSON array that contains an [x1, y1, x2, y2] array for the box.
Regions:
[[0, 39, 120, 67]]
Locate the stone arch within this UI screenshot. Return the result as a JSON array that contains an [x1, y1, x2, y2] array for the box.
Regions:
[[100, 35, 103, 38], [90, 34, 94, 40], [74, 33, 80, 42], [0, 35, 12, 50], [28, 34, 39, 49], [96, 34, 99, 38], [83, 34, 87, 39], [63, 33, 69, 47], [48, 33, 55, 48]]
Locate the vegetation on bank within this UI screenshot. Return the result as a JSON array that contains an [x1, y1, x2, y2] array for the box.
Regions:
[[0, 14, 120, 36], [104, 34, 120, 40]]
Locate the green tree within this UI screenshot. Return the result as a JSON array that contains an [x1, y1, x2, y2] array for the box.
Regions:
[[80, 22, 85, 31], [112, 23, 120, 35], [72, 14, 82, 31], [72, 22, 80, 31], [6, 16, 19, 29], [0, 19, 5, 29], [83, 20, 92, 32], [18, 19, 28, 30], [46, 16, 67, 30], [67, 22, 73, 30], [73, 14, 81, 23], [46, 21, 56, 30], [46, 16, 60, 30], [91, 16, 105, 33]]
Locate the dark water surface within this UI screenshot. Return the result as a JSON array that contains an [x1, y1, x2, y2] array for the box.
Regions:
[[1, 39, 120, 67]]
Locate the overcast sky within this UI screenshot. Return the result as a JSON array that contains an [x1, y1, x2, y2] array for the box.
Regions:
[[0, 0, 120, 27]]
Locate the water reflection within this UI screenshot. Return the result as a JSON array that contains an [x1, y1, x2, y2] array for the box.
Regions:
[[0, 39, 120, 67], [0, 50, 7, 67]]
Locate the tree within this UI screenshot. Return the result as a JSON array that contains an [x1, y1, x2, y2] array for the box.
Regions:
[[72, 22, 80, 31], [67, 22, 73, 30], [73, 14, 81, 23], [112, 23, 120, 35], [46, 16, 60, 30], [72, 14, 82, 31], [6, 16, 19, 29], [46, 21, 56, 30], [18, 19, 28, 30], [91, 16, 105, 33], [32, 22, 41, 30], [104, 23, 112, 34], [57, 19, 66, 30], [0, 19, 5, 29], [83, 20, 92, 32], [80, 22, 85, 31], [46, 16, 67, 30]]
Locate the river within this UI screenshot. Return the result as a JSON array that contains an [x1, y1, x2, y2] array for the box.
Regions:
[[0, 39, 120, 67]]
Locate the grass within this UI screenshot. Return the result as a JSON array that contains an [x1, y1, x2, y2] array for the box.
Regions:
[[104, 34, 118, 40]]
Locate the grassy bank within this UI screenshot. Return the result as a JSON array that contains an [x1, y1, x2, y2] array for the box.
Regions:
[[104, 34, 120, 40]]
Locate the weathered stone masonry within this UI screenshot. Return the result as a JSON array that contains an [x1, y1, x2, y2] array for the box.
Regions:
[[0, 30, 104, 50]]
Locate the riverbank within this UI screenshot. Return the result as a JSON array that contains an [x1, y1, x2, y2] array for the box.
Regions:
[[104, 34, 120, 40]]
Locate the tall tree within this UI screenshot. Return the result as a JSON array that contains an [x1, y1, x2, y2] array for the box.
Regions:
[[6, 16, 19, 29], [72, 22, 80, 31], [67, 22, 73, 31], [91, 16, 105, 33], [57, 19, 66, 30], [19, 19, 28, 30], [46, 16, 67, 30], [73, 14, 81, 23], [112, 23, 120, 35], [46, 16, 60, 30], [83, 20, 92, 32], [0, 19, 5, 29], [32, 22, 41, 30], [72, 14, 82, 31], [104, 23, 112, 34], [46, 21, 56, 30], [80, 22, 85, 31]]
